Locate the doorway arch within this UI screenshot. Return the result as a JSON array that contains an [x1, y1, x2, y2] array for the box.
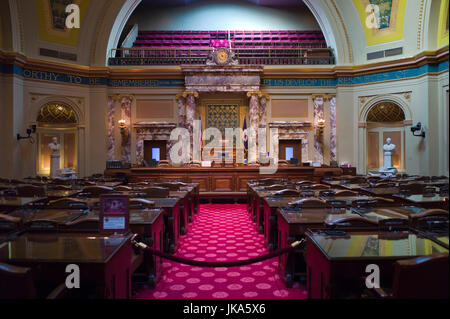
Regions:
[[35, 102, 80, 176], [358, 97, 412, 174]]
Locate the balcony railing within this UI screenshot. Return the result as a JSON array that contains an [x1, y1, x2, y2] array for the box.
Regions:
[[108, 47, 335, 66]]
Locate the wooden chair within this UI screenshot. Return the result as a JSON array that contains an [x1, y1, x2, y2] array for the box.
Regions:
[[47, 198, 88, 210], [372, 182, 396, 188], [399, 182, 424, 195], [410, 209, 449, 231], [155, 182, 181, 191], [258, 178, 281, 186], [16, 185, 46, 197], [325, 199, 348, 208], [318, 190, 336, 197], [266, 184, 286, 191], [369, 197, 395, 207], [324, 215, 379, 229], [273, 189, 300, 197], [114, 185, 133, 192], [157, 160, 171, 167], [0, 262, 65, 299], [81, 186, 114, 197], [141, 187, 169, 198], [309, 184, 330, 190], [129, 198, 155, 209], [288, 198, 328, 208], [334, 190, 359, 197], [48, 185, 72, 191], [371, 253, 449, 299]]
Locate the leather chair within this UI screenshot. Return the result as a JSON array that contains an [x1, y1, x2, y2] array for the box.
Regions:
[[129, 198, 155, 209], [47, 198, 88, 210], [288, 198, 328, 208], [141, 186, 169, 198], [309, 184, 331, 190], [273, 189, 300, 197], [399, 182, 425, 195], [410, 209, 449, 231], [334, 190, 359, 197], [0, 262, 67, 299], [371, 253, 449, 299], [81, 186, 114, 197], [16, 185, 46, 197]]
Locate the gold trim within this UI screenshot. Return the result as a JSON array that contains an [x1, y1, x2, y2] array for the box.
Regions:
[[417, 0, 425, 50], [182, 91, 199, 98]]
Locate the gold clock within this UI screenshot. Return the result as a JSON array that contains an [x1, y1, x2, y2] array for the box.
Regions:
[[214, 48, 231, 65]]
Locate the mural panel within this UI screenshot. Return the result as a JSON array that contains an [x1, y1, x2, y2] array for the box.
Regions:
[[34, 0, 90, 47], [353, 0, 406, 45]]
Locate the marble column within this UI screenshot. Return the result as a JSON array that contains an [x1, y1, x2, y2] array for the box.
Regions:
[[177, 95, 186, 128], [259, 95, 268, 130], [329, 96, 337, 162], [120, 95, 133, 163], [136, 132, 144, 164], [313, 95, 324, 164], [247, 92, 260, 164], [107, 95, 116, 161], [183, 91, 198, 161]]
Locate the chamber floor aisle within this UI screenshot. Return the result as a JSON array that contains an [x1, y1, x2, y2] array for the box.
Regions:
[[134, 204, 307, 299]]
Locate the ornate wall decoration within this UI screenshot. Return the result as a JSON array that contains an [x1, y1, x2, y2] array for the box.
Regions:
[[269, 122, 311, 162], [353, 0, 406, 45], [366, 102, 406, 122], [37, 103, 77, 124], [206, 104, 240, 136]]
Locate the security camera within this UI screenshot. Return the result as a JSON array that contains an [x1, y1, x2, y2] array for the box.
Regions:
[[411, 122, 425, 137]]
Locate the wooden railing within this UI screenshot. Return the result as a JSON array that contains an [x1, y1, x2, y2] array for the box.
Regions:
[[108, 47, 335, 66]]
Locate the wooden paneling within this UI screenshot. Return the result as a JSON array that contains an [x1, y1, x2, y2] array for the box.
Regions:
[[187, 176, 210, 192], [211, 176, 234, 192], [367, 131, 379, 169], [236, 176, 254, 192]]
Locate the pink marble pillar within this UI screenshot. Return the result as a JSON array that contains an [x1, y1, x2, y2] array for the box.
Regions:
[[313, 96, 324, 164], [120, 96, 132, 163], [185, 92, 197, 161], [330, 96, 337, 162], [259, 96, 267, 130], [248, 93, 260, 164], [177, 96, 186, 128], [107, 96, 115, 161]]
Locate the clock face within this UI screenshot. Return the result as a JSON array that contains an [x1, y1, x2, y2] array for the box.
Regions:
[[215, 48, 230, 65], [217, 50, 229, 63]]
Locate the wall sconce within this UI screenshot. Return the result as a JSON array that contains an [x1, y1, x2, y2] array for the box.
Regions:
[[17, 125, 37, 143], [118, 119, 129, 145], [316, 119, 325, 135], [411, 122, 425, 138]]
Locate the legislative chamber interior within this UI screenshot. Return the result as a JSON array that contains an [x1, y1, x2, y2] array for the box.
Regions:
[[0, 0, 448, 300]]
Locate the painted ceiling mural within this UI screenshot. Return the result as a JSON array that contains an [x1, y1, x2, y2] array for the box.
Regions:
[[437, 0, 449, 47], [353, 0, 406, 46], [34, 0, 90, 47]]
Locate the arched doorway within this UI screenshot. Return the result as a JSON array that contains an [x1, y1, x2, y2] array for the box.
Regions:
[[365, 101, 406, 172], [36, 103, 79, 176]]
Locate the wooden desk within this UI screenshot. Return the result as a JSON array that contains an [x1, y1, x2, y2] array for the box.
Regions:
[[60, 209, 165, 288], [305, 230, 448, 299], [277, 208, 355, 288], [0, 233, 133, 299], [106, 167, 315, 200], [392, 194, 449, 209], [0, 197, 47, 213]]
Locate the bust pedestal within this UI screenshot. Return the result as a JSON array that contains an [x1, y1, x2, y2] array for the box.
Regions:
[[50, 153, 60, 178]]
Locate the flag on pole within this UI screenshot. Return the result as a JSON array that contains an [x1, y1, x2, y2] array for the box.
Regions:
[[243, 118, 248, 159]]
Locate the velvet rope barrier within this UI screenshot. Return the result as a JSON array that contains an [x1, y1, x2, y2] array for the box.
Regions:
[[132, 238, 305, 268]]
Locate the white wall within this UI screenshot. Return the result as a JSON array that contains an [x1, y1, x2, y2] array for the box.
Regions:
[[128, 0, 320, 31]]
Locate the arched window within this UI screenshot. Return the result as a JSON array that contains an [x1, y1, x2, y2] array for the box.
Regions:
[[36, 103, 78, 176], [366, 101, 406, 172]]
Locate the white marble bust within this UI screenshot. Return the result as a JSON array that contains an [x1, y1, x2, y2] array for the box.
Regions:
[[48, 137, 60, 154]]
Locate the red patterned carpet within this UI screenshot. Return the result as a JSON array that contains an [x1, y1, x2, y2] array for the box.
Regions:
[[134, 204, 307, 299]]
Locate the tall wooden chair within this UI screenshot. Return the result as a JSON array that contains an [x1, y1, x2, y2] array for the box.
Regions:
[[16, 185, 46, 197], [141, 187, 169, 198], [371, 253, 449, 299], [0, 262, 67, 299]]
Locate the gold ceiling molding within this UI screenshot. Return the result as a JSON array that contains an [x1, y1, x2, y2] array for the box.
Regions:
[[119, 94, 134, 102], [37, 103, 78, 124], [366, 102, 406, 122], [417, 0, 425, 50], [326, 0, 353, 63]]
